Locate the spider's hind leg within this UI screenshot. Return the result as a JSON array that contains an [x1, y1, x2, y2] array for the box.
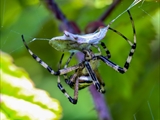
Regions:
[[57, 53, 83, 104], [57, 76, 78, 104], [57, 67, 85, 104]]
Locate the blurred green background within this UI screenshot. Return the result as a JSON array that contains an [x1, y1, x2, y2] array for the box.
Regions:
[[0, 0, 159, 120]]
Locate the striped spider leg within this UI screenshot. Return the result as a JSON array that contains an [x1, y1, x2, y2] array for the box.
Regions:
[[58, 58, 84, 104], [91, 41, 111, 58], [96, 10, 136, 74], [57, 49, 106, 104], [61, 49, 106, 90], [57, 53, 86, 104], [83, 49, 105, 93], [56, 53, 81, 104], [22, 36, 83, 88]]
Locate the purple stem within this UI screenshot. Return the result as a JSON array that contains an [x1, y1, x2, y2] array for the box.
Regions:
[[89, 85, 112, 120], [45, 0, 75, 33], [88, 1, 122, 119]]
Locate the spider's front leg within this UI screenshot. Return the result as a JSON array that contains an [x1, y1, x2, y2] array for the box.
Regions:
[[97, 10, 136, 74], [22, 35, 80, 75], [97, 38, 136, 74]]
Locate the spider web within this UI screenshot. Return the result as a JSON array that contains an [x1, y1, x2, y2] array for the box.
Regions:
[[0, 0, 159, 120]]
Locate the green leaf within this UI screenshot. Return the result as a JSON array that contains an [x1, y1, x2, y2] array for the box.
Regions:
[[0, 51, 62, 120]]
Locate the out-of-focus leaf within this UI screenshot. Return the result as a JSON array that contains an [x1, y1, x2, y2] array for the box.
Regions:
[[0, 51, 62, 120], [0, 110, 9, 120]]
